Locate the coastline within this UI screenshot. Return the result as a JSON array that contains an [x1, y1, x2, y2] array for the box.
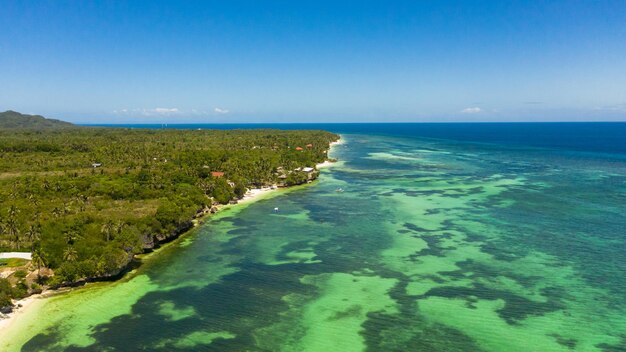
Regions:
[[0, 292, 50, 333], [239, 186, 277, 204], [315, 160, 334, 168], [316, 138, 344, 169], [0, 188, 281, 338], [0, 136, 342, 336], [0, 187, 281, 334]]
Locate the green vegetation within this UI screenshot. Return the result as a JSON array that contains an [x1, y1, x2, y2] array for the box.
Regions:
[[0, 258, 28, 268], [0, 110, 74, 129], [0, 123, 338, 304], [0, 278, 19, 307]]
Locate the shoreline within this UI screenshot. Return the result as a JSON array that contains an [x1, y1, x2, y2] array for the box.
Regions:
[[0, 186, 282, 332], [316, 138, 344, 169], [0, 188, 281, 335], [0, 291, 55, 333], [0, 136, 343, 334], [239, 186, 277, 204]]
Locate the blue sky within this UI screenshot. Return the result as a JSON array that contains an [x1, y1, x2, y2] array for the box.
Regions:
[[1, 1, 626, 123]]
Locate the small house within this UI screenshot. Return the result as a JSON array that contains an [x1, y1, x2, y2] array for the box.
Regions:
[[306, 144, 313, 148], [302, 167, 314, 173], [295, 147, 303, 151], [211, 171, 225, 178], [92, 163, 102, 168]]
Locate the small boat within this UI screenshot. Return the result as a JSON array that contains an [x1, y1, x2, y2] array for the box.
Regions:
[[274, 207, 279, 212], [335, 188, 344, 193]]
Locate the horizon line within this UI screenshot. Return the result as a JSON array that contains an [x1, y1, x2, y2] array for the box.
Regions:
[[79, 120, 626, 125]]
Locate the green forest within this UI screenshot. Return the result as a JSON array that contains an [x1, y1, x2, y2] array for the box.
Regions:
[[0, 124, 338, 305]]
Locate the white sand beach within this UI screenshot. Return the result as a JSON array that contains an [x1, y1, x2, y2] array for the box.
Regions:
[[0, 294, 42, 332], [316, 137, 343, 169], [315, 160, 335, 168], [239, 187, 277, 204]]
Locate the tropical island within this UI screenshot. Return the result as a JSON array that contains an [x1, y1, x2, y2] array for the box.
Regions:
[[0, 111, 339, 312]]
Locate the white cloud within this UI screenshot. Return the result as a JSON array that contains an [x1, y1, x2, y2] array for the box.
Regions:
[[594, 104, 626, 112], [151, 107, 179, 115], [114, 107, 181, 116], [461, 107, 482, 114], [112, 107, 232, 117]]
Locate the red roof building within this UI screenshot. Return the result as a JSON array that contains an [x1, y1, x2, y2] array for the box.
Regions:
[[295, 147, 303, 151], [306, 144, 313, 148], [211, 171, 225, 177]]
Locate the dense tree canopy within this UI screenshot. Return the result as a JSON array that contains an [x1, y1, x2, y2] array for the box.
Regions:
[[0, 127, 338, 297]]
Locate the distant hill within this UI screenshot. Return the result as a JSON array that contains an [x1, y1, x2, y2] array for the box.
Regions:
[[0, 110, 74, 129]]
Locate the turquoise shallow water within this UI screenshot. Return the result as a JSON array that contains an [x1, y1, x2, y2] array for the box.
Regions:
[[3, 130, 626, 351]]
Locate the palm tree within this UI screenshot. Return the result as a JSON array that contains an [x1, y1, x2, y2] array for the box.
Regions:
[[64, 230, 80, 245], [8, 205, 19, 219], [52, 207, 62, 218], [63, 246, 78, 262], [0, 221, 6, 249], [5, 219, 20, 250], [63, 201, 72, 215], [115, 221, 125, 236], [76, 195, 87, 212], [31, 247, 46, 280], [198, 179, 215, 196], [25, 224, 42, 250], [33, 210, 41, 222], [101, 221, 115, 242]]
